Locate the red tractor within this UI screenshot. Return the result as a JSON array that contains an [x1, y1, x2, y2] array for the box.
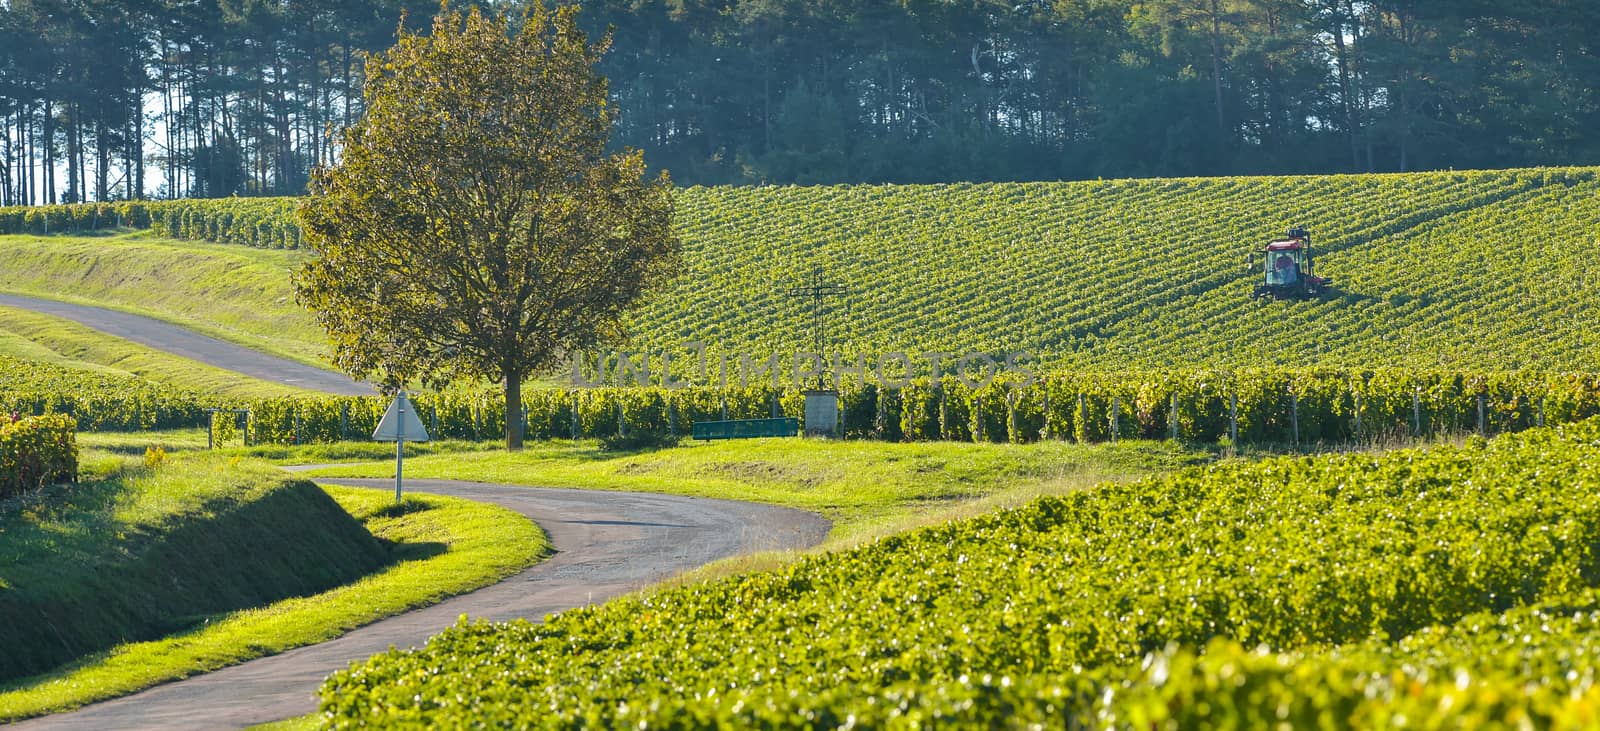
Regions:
[[1252, 227, 1332, 300]]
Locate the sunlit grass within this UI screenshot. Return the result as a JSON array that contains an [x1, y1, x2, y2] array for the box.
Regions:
[[0, 307, 315, 399], [0, 232, 323, 366], [0, 453, 545, 722], [303, 436, 1212, 540]]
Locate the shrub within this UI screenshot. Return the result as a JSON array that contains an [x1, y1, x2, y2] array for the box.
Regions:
[[0, 415, 77, 499]]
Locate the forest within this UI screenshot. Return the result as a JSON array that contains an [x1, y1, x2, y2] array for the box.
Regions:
[[3, 0, 1598, 203]]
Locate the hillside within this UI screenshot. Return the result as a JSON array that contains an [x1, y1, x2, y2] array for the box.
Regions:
[[0, 306, 319, 400], [644, 167, 1600, 370], [3, 167, 1598, 373], [0, 233, 324, 365]]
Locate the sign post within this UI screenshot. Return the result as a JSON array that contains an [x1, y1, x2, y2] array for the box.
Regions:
[[373, 391, 430, 502]]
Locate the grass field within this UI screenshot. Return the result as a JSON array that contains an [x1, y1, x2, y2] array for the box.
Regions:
[[0, 448, 545, 722], [301, 437, 1213, 541]]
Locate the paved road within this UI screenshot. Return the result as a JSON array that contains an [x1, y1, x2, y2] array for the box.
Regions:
[[0, 293, 372, 395], [16, 478, 831, 730]]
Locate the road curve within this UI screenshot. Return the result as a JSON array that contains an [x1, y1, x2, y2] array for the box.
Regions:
[[15, 478, 831, 730], [0, 293, 373, 396]]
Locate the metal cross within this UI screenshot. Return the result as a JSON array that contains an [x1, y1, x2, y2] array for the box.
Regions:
[[786, 266, 851, 360]]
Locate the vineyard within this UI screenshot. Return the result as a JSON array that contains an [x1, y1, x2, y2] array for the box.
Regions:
[[0, 355, 206, 431], [0, 198, 301, 249], [12, 359, 1600, 448], [317, 419, 1600, 727], [4, 167, 1600, 371], [6, 169, 1600, 725]]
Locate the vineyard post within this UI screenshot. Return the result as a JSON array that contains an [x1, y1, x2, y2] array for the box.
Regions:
[[1076, 393, 1085, 443], [1169, 393, 1178, 441], [772, 392, 781, 418], [875, 387, 887, 439], [430, 405, 438, 435], [1412, 389, 1421, 435], [1291, 389, 1299, 447], [207, 411, 214, 450], [1538, 397, 1545, 427], [938, 384, 948, 439], [570, 392, 580, 439], [1006, 390, 1018, 443], [1354, 392, 1362, 437], [1042, 389, 1051, 440], [617, 401, 626, 438], [341, 403, 350, 440], [1110, 395, 1119, 442], [242, 411, 250, 447], [521, 405, 529, 440], [293, 409, 301, 445], [668, 398, 677, 437], [1478, 394, 1487, 435], [720, 394, 728, 421], [1229, 392, 1238, 444]]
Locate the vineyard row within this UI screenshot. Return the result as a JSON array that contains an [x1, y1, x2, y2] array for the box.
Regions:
[[9, 369, 1600, 446]]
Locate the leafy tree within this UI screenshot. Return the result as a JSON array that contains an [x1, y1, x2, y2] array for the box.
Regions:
[[295, 3, 679, 449]]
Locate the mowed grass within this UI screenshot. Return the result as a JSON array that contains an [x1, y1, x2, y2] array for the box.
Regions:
[[0, 450, 546, 722], [0, 306, 318, 399], [0, 231, 324, 366], [77, 428, 212, 455], [303, 437, 1211, 541]]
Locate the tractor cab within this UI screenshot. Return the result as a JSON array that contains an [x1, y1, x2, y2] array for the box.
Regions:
[[1252, 227, 1331, 299]]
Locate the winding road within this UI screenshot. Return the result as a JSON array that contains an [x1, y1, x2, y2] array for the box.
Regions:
[[19, 480, 829, 730], [3, 295, 832, 729]]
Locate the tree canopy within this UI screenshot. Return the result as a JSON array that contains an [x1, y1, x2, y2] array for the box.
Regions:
[[3, 0, 1599, 202], [294, 2, 679, 449]]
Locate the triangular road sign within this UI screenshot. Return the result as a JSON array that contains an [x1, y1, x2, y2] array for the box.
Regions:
[[373, 391, 430, 442]]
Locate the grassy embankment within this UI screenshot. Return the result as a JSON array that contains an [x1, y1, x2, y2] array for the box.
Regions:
[[0, 231, 325, 367], [0, 305, 316, 399], [0, 441, 545, 722]]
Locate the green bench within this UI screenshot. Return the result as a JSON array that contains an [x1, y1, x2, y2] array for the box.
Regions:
[[691, 417, 800, 441]]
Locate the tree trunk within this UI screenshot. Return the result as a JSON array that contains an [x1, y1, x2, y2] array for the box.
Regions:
[[342, 35, 353, 128], [1331, 7, 1359, 168], [132, 92, 144, 199], [503, 372, 525, 450], [2, 109, 13, 206], [96, 117, 109, 202], [22, 104, 32, 205], [1209, 0, 1225, 133]]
